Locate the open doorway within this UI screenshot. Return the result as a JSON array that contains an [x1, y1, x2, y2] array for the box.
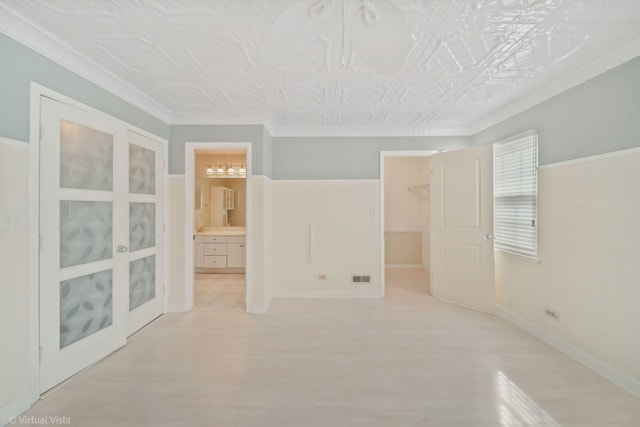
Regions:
[[184, 143, 252, 312], [380, 151, 438, 296]]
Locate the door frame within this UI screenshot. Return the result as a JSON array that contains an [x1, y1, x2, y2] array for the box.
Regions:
[[183, 142, 253, 312], [379, 150, 439, 295], [27, 83, 168, 398]]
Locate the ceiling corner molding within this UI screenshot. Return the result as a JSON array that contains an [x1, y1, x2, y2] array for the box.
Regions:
[[268, 125, 470, 138], [467, 35, 640, 136], [0, 4, 172, 123], [262, 117, 276, 138], [170, 112, 271, 127]]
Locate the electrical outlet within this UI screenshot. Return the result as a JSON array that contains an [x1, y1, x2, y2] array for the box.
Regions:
[[352, 275, 370, 284]]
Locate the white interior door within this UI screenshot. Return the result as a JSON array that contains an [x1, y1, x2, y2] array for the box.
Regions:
[[127, 131, 164, 335], [430, 144, 495, 314], [39, 98, 165, 392], [39, 97, 128, 392]]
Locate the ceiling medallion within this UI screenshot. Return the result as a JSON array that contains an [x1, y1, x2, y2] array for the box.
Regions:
[[259, 0, 411, 75]]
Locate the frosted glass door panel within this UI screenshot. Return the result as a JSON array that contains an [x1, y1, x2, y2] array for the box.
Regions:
[[60, 121, 113, 191], [129, 143, 155, 194], [60, 269, 113, 348], [126, 132, 164, 336], [60, 201, 113, 268], [129, 255, 156, 311], [129, 202, 155, 252]]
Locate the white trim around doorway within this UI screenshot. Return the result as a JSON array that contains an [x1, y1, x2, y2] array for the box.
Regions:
[[183, 142, 253, 313]]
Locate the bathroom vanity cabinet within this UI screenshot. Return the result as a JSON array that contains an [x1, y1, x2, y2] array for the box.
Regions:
[[194, 234, 246, 270]]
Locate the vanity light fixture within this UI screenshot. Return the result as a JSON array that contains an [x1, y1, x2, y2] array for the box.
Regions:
[[216, 165, 225, 175], [205, 165, 214, 175], [239, 165, 246, 176], [227, 164, 235, 176]]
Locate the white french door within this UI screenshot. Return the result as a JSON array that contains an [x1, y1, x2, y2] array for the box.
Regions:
[[39, 97, 164, 392], [430, 144, 495, 314], [126, 130, 164, 335]]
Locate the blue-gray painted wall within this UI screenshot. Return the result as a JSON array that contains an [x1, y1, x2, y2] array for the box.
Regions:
[[0, 34, 169, 142], [271, 136, 469, 180], [472, 55, 640, 165]]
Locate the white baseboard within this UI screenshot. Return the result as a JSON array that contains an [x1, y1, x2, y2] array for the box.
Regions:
[[385, 264, 423, 269], [495, 305, 640, 399], [0, 390, 38, 427], [165, 303, 189, 313], [247, 305, 267, 314], [273, 290, 383, 298]]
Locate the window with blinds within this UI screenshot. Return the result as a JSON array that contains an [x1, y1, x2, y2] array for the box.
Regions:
[[493, 130, 538, 257]]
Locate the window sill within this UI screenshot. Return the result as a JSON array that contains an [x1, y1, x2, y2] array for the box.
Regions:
[[495, 249, 541, 263]]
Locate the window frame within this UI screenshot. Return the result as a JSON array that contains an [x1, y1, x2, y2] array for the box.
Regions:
[[492, 129, 539, 258]]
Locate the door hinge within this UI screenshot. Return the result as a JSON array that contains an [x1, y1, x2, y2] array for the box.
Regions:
[[39, 125, 44, 142]]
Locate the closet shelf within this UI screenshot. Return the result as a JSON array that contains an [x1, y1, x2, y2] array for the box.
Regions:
[[407, 184, 430, 201]]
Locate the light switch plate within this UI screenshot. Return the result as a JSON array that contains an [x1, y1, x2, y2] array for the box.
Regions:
[[0, 210, 17, 232]]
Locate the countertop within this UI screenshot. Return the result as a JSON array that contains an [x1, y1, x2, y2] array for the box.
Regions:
[[195, 227, 246, 236]]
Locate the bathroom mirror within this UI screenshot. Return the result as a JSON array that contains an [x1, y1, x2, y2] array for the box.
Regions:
[[195, 184, 203, 209]]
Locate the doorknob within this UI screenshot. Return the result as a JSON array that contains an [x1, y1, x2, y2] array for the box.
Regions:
[[116, 245, 129, 253], [483, 234, 495, 241]]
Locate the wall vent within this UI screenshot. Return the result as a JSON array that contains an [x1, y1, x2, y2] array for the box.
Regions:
[[352, 275, 371, 283]]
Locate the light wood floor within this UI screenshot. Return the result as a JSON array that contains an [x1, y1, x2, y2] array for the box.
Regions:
[[19, 269, 640, 426]]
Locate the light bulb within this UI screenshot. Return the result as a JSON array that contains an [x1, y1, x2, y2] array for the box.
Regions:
[[217, 165, 224, 175], [205, 165, 214, 175], [239, 165, 246, 176], [227, 166, 235, 176]]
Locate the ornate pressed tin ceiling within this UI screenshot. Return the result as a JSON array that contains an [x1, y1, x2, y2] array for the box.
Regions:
[[1, 0, 640, 136]]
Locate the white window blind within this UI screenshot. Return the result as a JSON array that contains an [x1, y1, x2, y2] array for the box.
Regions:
[[493, 130, 538, 257]]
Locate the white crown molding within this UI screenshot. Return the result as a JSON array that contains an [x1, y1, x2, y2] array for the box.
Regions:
[[170, 112, 271, 126], [267, 125, 471, 137], [0, 4, 172, 123], [171, 113, 471, 137], [467, 35, 640, 136]]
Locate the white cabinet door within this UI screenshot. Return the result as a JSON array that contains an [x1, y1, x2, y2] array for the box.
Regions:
[[203, 255, 226, 268], [203, 243, 227, 256], [226, 188, 235, 210], [227, 243, 246, 268], [430, 144, 494, 314]]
